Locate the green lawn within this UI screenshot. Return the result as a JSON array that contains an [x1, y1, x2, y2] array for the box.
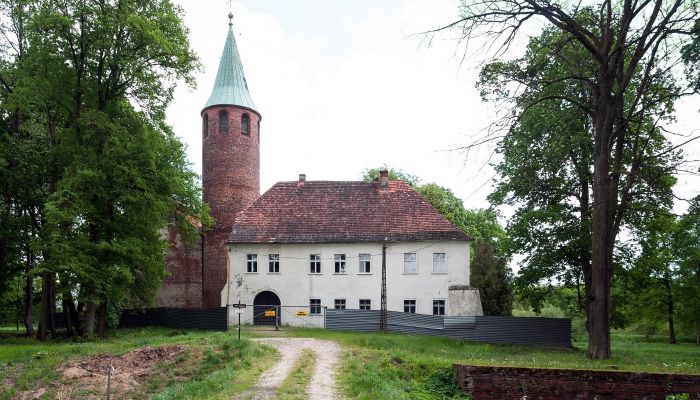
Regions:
[[1, 326, 698, 400]]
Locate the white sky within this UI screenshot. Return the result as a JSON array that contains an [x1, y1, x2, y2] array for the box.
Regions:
[[167, 0, 700, 214]]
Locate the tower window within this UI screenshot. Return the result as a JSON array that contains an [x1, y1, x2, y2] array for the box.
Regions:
[[241, 113, 250, 136], [202, 114, 209, 138], [257, 121, 260, 143], [219, 110, 228, 134]]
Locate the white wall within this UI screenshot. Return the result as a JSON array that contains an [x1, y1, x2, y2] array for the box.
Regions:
[[221, 240, 471, 326]]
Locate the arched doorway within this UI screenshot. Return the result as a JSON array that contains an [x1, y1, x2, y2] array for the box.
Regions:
[[253, 291, 281, 326]]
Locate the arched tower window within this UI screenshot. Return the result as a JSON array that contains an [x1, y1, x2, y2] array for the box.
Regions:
[[241, 113, 250, 136], [219, 110, 229, 134], [257, 120, 260, 143], [202, 114, 209, 138]]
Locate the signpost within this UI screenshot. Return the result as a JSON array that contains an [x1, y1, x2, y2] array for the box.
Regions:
[[232, 303, 246, 340]]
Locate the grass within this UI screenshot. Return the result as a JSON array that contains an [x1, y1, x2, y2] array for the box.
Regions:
[[279, 328, 699, 400], [276, 348, 317, 400], [0, 327, 274, 400]]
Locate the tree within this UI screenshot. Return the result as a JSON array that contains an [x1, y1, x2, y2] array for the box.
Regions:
[[471, 239, 513, 316], [0, 0, 210, 339], [437, 0, 699, 358], [675, 196, 700, 345]]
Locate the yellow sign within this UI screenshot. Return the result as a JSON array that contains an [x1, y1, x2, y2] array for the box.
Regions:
[[296, 310, 308, 317], [264, 310, 276, 317]]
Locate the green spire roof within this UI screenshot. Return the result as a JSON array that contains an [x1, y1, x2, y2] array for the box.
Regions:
[[204, 14, 257, 111]]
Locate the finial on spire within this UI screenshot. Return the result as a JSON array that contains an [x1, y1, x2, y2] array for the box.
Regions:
[[228, 12, 233, 26]]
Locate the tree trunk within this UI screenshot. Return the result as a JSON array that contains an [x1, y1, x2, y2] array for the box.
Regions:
[[97, 300, 107, 338], [663, 275, 676, 344], [48, 276, 56, 336], [67, 299, 82, 336], [36, 272, 51, 341], [697, 327, 699, 346], [24, 272, 33, 337], [83, 300, 97, 338]]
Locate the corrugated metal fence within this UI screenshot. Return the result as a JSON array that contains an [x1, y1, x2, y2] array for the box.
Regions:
[[326, 309, 571, 347], [119, 307, 227, 331]]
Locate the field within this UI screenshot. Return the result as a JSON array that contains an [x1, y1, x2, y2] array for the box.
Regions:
[[1, 326, 698, 399]]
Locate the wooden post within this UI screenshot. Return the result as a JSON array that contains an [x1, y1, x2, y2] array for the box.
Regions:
[[380, 242, 387, 333]]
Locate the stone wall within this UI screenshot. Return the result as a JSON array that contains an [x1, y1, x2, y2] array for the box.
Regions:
[[156, 227, 203, 308], [447, 286, 483, 316], [453, 364, 700, 399]]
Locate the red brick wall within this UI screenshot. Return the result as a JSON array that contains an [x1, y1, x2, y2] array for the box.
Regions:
[[201, 105, 260, 307], [156, 227, 203, 308], [453, 364, 700, 399]]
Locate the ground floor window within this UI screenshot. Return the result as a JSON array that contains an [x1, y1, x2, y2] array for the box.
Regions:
[[246, 254, 258, 273], [433, 299, 445, 316], [310, 298, 321, 314], [359, 299, 371, 310], [404, 299, 416, 313], [334, 298, 346, 309]]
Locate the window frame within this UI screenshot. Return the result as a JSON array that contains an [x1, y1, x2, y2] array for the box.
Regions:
[[334, 254, 346, 274], [309, 298, 321, 315], [219, 110, 229, 134], [359, 299, 371, 310], [246, 254, 258, 273], [403, 252, 417, 274], [241, 113, 250, 136], [432, 253, 447, 274], [359, 253, 371, 274], [403, 299, 416, 313], [268, 254, 280, 273], [202, 114, 209, 138], [334, 298, 346, 310], [309, 254, 321, 274], [433, 299, 446, 316]]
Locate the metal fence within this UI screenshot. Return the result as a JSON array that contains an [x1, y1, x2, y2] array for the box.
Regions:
[[119, 307, 227, 331], [326, 309, 572, 348]]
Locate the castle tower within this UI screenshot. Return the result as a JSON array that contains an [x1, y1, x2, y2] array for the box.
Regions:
[[201, 14, 261, 307]]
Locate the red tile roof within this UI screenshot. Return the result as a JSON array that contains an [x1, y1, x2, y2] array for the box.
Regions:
[[227, 180, 471, 244]]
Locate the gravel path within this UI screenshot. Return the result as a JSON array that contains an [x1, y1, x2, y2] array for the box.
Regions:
[[243, 338, 342, 400]]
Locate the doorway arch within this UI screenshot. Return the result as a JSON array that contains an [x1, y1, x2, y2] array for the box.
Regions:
[[253, 291, 281, 326]]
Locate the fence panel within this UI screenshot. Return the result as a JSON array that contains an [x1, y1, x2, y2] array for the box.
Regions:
[[387, 311, 444, 336], [325, 309, 380, 332], [119, 307, 227, 331]]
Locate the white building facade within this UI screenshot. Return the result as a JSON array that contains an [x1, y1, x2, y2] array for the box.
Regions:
[[221, 173, 482, 327]]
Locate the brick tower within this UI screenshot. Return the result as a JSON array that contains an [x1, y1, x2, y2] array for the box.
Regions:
[[201, 13, 261, 308]]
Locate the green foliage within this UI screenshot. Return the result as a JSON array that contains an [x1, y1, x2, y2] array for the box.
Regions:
[[471, 240, 513, 316]]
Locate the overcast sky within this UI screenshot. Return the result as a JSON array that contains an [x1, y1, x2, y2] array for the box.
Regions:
[[167, 0, 700, 213]]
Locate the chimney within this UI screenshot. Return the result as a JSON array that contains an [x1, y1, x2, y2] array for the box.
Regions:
[[298, 173, 306, 185], [379, 170, 389, 188]]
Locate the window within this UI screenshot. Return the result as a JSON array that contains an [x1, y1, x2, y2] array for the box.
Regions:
[[241, 113, 250, 136], [359, 299, 371, 310], [404, 299, 416, 313], [268, 254, 279, 273], [404, 253, 417, 274], [334, 299, 346, 309], [246, 254, 257, 273], [202, 114, 209, 138], [310, 298, 321, 315], [433, 299, 445, 316], [359, 254, 371, 274], [219, 110, 228, 134], [334, 254, 346, 273], [432, 253, 446, 273], [310, 254, 321, 274], [257, 121, 261, 143]]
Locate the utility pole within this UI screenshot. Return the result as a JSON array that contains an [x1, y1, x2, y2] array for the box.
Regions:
[[380, 242, 387, 333]]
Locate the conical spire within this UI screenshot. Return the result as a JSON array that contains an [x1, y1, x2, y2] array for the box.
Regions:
[[204, 14, 257, 111]]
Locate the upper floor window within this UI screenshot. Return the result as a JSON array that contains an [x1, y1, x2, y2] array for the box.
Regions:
[[432, 253, 446, 273], [334, 254, 346, 274], [241, 113, 250, 136], [202, 114, 209, 138], [310, 254, 321, 274], [219, 110, 229, 134], [359, 254, 371, 274], [269, 254, 279, 273], [404, 253, 417, 274], [246, 254, 257, 273]]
